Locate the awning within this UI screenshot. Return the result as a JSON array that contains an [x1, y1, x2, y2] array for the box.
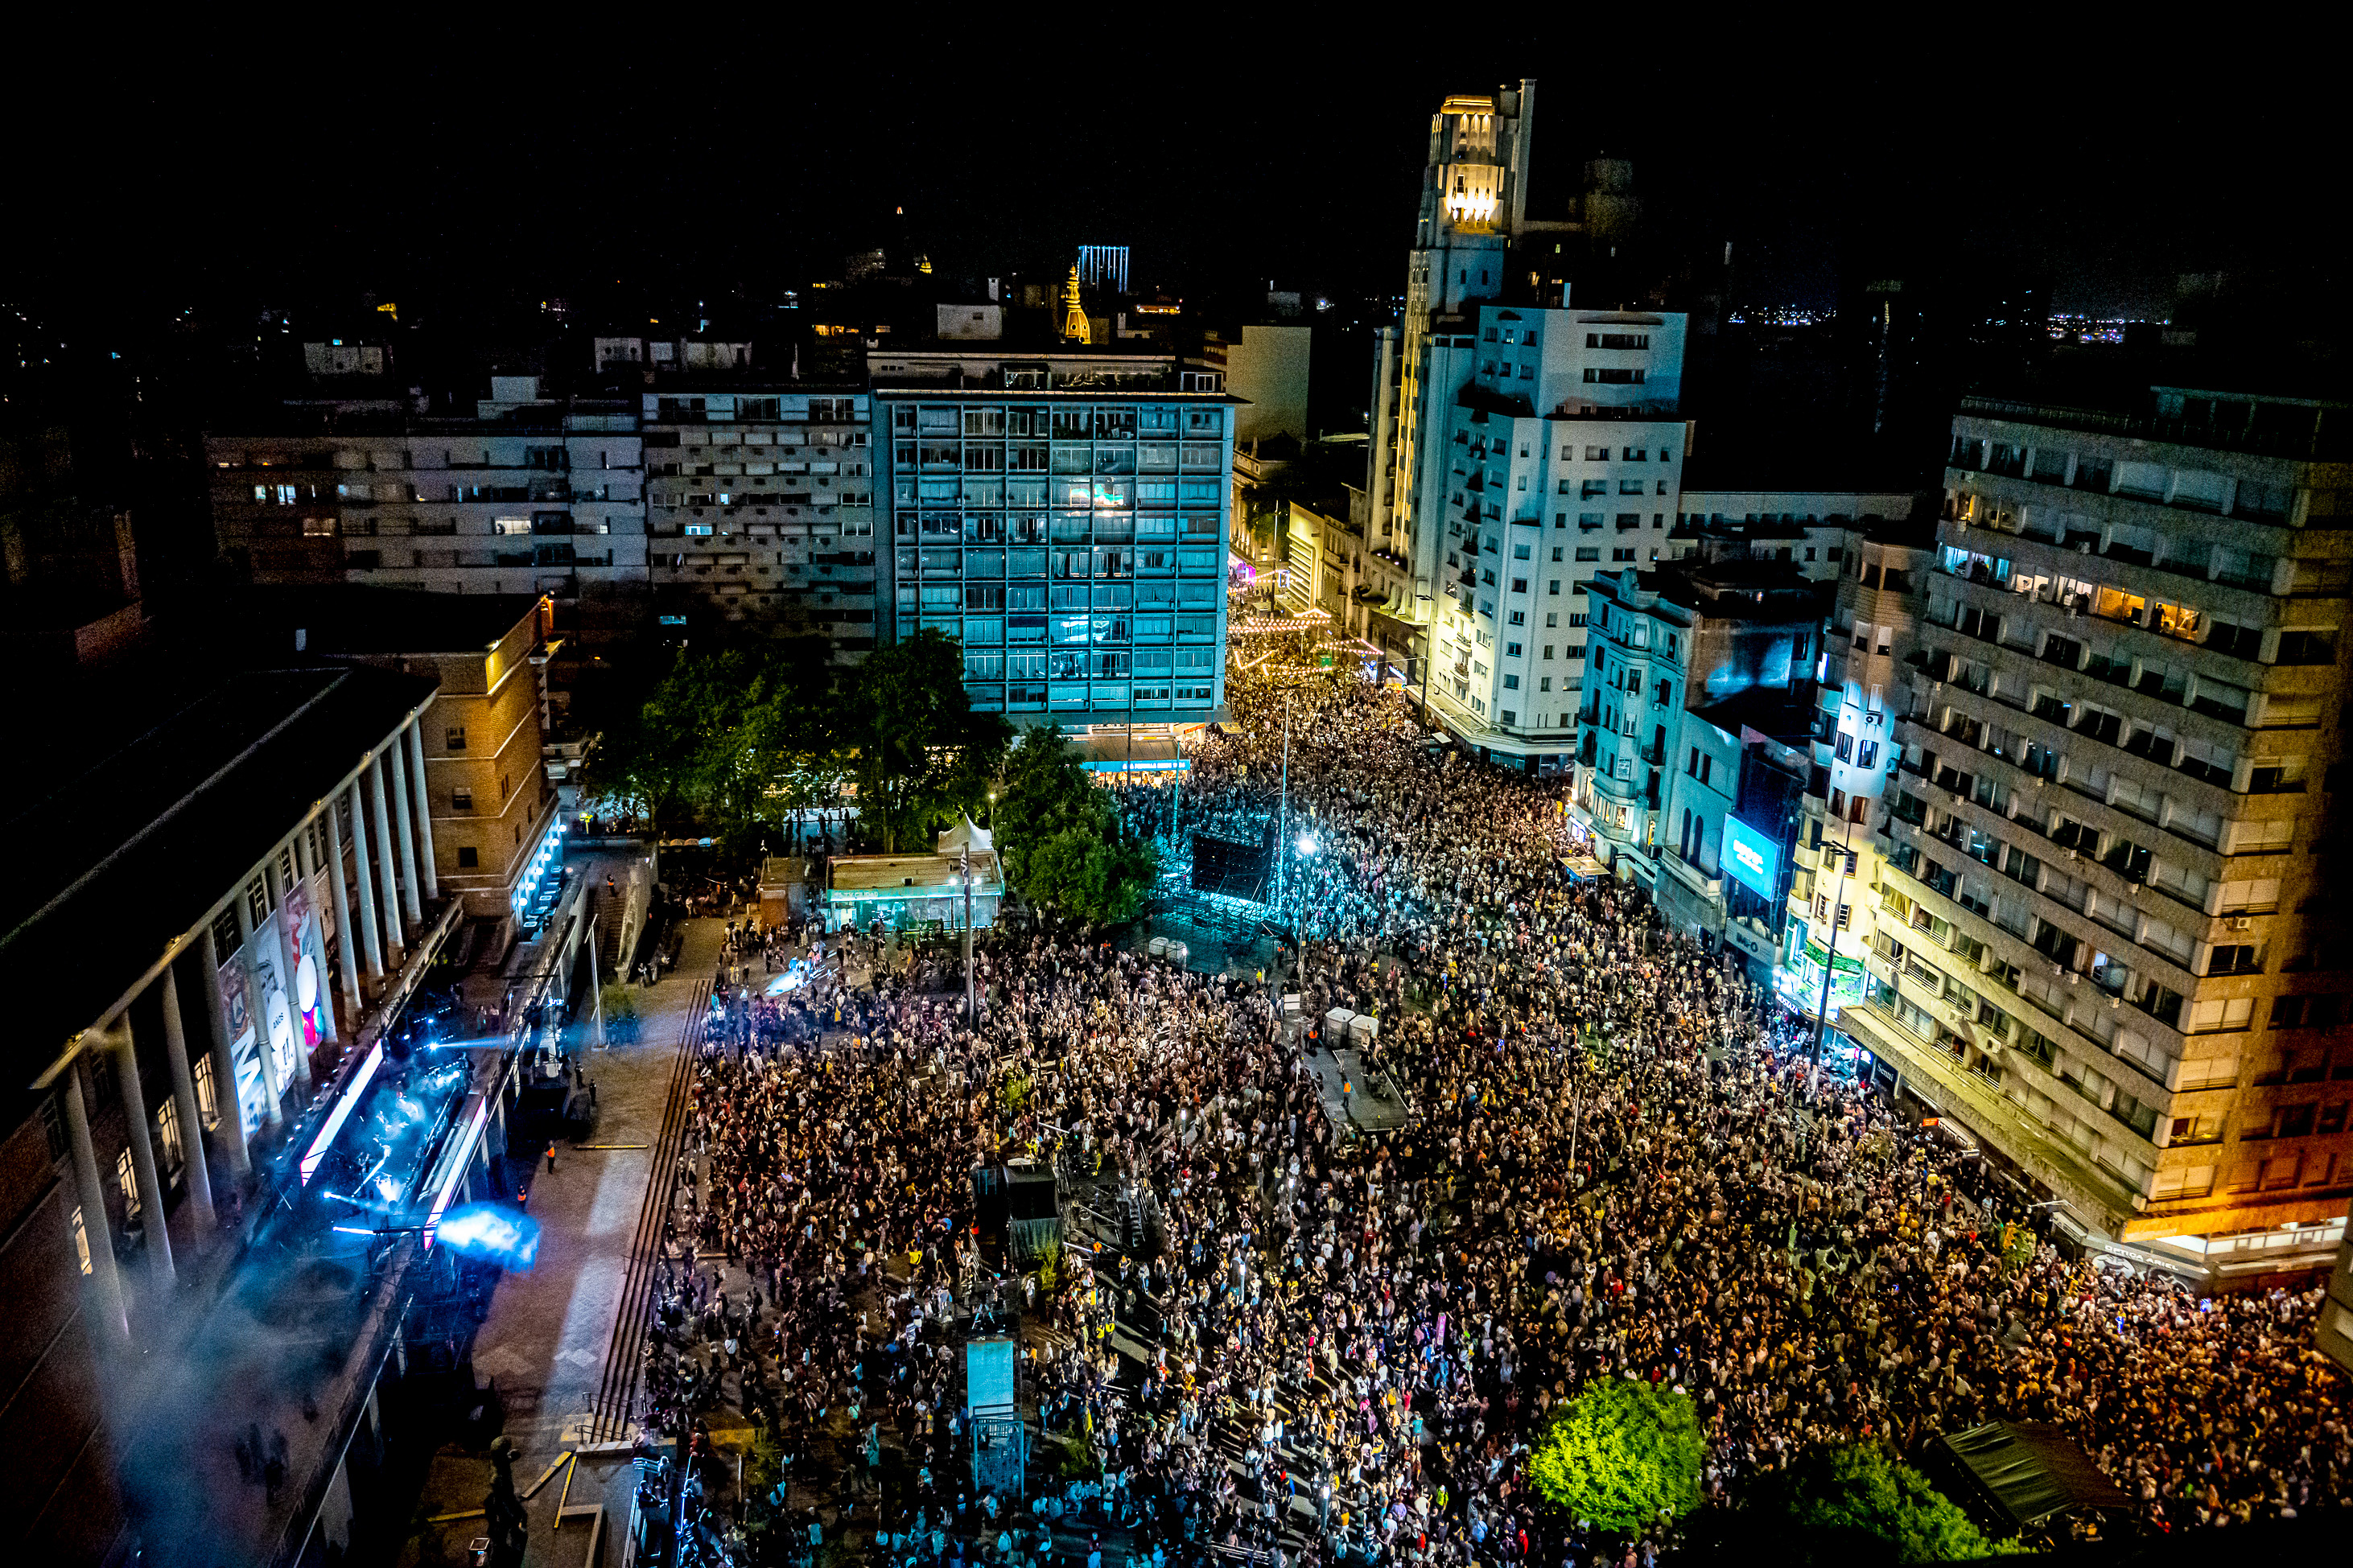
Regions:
[[1926, 1422, 2132, 1530]]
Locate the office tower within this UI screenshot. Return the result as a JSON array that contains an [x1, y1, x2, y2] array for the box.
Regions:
[[205, 377, 646, 640], [1403, 300, 1689, 772], [639, 386, 878, 655], [1843, 385, 2353, 1274], [867, 344, 1237, 727]]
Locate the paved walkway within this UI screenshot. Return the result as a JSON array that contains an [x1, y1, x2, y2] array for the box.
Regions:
[[389, 875, 728, 1566]]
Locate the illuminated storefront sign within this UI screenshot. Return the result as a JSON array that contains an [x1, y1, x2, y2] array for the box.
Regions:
[[1722, 815, 1782, 899]]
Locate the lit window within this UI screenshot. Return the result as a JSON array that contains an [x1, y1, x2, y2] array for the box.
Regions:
[[194, 1055, 220, 1132], [116, 1147, 139, 1219], [71, 1208, 90, 1276], [158, 1099, 183, 1176]]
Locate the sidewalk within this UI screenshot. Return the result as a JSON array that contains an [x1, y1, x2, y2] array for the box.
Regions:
[[389, 883, 727, 1567]]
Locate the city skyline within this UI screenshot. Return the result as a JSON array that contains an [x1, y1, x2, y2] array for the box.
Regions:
[[5, 38, 2341, 327]]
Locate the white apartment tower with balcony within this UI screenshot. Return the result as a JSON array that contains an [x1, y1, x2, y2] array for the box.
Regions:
[[1364, 86, 1536, 688], [1842, 387, 2353, 1274], [1409, 303, 1690, 769]]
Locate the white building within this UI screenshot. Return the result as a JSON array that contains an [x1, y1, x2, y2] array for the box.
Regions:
[[1398, 301, 1692, 771]]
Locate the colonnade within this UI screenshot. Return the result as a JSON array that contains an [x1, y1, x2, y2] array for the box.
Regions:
[[49, 712, 442, 1349]]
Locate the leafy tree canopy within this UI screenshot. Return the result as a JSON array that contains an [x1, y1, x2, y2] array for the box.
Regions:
[[1527, 1379, 1704, 1531], [1696, 1443, 2022, 1566], [991, 723, 1157, 924]]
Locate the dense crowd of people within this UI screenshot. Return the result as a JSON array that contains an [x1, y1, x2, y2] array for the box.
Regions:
[[637, 642, 2350, 1566]]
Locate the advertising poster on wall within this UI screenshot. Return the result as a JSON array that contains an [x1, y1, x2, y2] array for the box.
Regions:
[[283, 883, 323, 1052], [217, 956, 249, 1040]]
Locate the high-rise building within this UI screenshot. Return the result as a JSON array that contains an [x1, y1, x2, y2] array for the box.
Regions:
[[1366, 84, 1538, 694], [1390, 299, 1689, 772], [1840, 384, 2353, 1275], [638, 386, 878, 655], [204, 377, 645, 641], [1779, 516, 1936, 1027], [867, 346, 1237, 727]]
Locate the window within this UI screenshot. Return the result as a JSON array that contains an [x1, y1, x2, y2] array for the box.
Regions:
[[195, 1054, 220, 1132], [1611, 548, 1635, 562], [1507, 610, 1527, 627], [456, 846, 479, 869], [1575, 547, 1601, 562], [117, 1147, 139, 1219], [1504, 674, 1520, 690], [1506, 642, 1523, 658], [1510, 578, 1528, 593], [445, 725, 468, 751], [158, 1098, 183, 1177]]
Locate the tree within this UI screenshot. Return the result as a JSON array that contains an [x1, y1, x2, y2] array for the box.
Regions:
[[991, 724, 1158, 923], [1527, 1379, 1704, 1531], [587, 640, 840, 839], [1701, 1444, 2020, 1565], [844, 628, 1009, 852]]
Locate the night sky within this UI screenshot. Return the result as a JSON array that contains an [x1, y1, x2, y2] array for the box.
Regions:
[[5, 34, 2338, 327]]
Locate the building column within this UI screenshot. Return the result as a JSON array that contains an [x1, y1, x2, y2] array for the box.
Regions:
[[267, 842, 314, 1093], [158, 965, 216, 1234], [61, 1067, 130, 1349], [325, 798, 365, 1018], [349, 782, 389, 982], [388, 737, 424, 928], [294, 822, 339, 1047], [369, 756, 406, 961], [232, 883, 286, 1132], [196, 924, 253, 1179], [108, 1026, 175, 1298], [406, 718, 439, 900]]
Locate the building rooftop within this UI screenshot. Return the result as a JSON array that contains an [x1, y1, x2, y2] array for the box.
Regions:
[[827, 851, 1002, 891], [208, 586, 546, 660], [0, 664, 437, 1116]]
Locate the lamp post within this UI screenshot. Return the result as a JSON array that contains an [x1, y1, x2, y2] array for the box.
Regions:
[[960, 844, 976, 1022]]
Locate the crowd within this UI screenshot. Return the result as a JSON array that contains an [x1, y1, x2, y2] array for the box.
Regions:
[[637, 643, 2350, 1567]]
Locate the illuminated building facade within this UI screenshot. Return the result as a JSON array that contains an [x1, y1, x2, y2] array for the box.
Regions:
[[0, 661, 456, 1562], [868, 348, 1238, 725], [1401, 300, 1690, 770], [1366, 84, 1537, 697], [1838, 387, 2353, 1273], [1778, 518, 1935, 1031], [204, 377, 646, 641], [1077, 245, 1130, 296], [638, 385, 878, 655], [1576, 562, 1826, 949]]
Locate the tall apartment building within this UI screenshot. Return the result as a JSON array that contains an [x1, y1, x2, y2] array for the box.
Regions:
[[205, 377, 645, 638], [1391, 301, 1690, 770], [1780, 518, 1936, 1024], [1366, 84, 1538, 702], [1840, 385, 2353, 1272], [867, 348, 1238, 726], [637, 386, 878, 655]]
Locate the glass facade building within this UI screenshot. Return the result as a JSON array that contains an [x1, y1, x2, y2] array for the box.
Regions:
[[874, 389, 1238, 722]]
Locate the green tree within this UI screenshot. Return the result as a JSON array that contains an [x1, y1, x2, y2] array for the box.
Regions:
[[1706, 1444, 2021, 1565], [845, 628, 1009, 851], [587, 639, 840, 838], [1527, 1379, 1704, 1530], [991, 724, 1157, 923]]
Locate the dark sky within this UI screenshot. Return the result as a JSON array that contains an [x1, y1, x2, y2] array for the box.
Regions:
[[6, 31, 2336, 327]]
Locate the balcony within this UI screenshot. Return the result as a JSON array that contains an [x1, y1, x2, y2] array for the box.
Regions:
[[1959, 394, 2346, 462]]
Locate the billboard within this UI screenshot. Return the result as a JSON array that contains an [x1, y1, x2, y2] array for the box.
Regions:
[[1723, 815, 1782, 899]]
